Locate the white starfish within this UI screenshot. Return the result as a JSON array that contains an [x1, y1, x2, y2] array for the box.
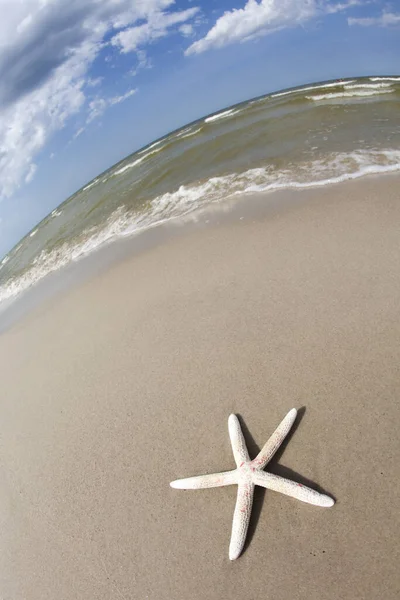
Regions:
[[170, 409, 334, 560]]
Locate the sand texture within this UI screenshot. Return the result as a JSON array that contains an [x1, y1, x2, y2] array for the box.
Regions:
[[0, 176, 399, 599]]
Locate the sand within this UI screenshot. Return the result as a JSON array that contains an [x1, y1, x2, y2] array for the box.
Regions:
[[0, 175, 399, 599]]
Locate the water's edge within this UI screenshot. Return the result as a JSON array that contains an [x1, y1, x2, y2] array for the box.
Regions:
[[1, 172, 398, 335]]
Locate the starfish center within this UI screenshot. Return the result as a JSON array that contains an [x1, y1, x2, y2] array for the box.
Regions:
[[238, 461, 254, 482]]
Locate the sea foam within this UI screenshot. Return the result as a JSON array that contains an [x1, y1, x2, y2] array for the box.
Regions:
[[205, 109, 240, 123], [271, 80, 355, 98], [1, 148, 399, 307], [307, 88, 395, 101]]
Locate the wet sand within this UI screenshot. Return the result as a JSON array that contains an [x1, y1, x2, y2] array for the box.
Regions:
[[0, 176, 399, 599]]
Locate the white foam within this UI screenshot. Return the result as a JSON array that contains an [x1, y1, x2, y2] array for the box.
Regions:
[[114, 145, 164, 176], [29, 229, 38, 237], [175, 126, 194, 138], [370, 76, 400, 82], [344, 82, 393, 89], [82, 178, 100, 192], [205, 109, 240, 123], [307, 89, 395, 101], [243, 150, 400, 193], [1, 148, 399, 306], [173, 126, 203, 140], [271, 80, 355, 98], [138, 139, 164, 154], [114, 157, 145, 176], [178, 127, 202, 140]]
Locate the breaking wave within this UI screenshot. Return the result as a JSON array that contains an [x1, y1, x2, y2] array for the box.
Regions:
[[271, 80, 355, 98], [205, 109, 241, 123], [370, 76, 400, 82], [1, 147, 399, 306], [307, 88, 395, 101]]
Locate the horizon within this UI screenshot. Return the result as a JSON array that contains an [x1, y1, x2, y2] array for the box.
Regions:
[[2, 71, 398, 257], [0, 0, 399, 258]]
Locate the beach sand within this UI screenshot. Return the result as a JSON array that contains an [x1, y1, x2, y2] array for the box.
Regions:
[[0, 176, 399, 599]]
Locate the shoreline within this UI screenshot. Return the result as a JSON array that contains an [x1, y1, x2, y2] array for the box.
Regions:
[[1, 171, 399, 334]]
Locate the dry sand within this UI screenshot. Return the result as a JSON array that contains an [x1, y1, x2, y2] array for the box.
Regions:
[[0, 176, 399, 599]]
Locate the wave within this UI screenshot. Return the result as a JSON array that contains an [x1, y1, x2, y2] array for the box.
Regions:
[[205, 109, 240, 123], [138, 139, 164, 154], [270, 80, 355, 98], [370, 76, 400, 82], [1, 148, 399, 306], [174, 126, 194, 137], [242, 150, 400, 192], [178, 127, 202, 140], [344, 82, 393, 89], [174, 126, 203, 140], [114, 157, 145, 176], [307, 88, 395, 101], [113, 144, 164, 176], [82, 178, 100, 192]]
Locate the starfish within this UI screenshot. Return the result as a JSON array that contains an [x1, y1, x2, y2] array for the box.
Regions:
[[170, 409, 334, 560]]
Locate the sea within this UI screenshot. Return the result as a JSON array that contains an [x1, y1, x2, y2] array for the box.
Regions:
[[0, 75, 399, 310]]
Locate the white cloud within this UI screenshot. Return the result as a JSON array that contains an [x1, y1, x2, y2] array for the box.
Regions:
[[73, 127, 85, 139], [0, 42, 89, 197], [324, 0, 364, 14], [179, 24, 194, 37], [0, 0, 200, 200], [86, 88, 136, 124], [185, 0, 365, 55], [86, 76, 104, 88], [129, 50, 153, 76], [111, 7, 200, 53], [110, 89, 137, 105], [86, 98, 108, 124], [348, 11, 400, 27], [110, 90, 137, 106], [25, 163, 37, 183]]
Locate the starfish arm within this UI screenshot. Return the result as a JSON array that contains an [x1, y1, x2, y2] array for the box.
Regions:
[[170, 469, 238, 489], [251, 408, 297, 470], [253, 471, 335, 507], [228, 414, 250, 467], [229, 482, 254, 561]]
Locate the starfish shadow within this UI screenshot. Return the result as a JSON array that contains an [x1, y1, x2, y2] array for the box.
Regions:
[[236, 406, 335, 555]]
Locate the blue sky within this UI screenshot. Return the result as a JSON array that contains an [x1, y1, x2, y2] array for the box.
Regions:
[[0, 0, 399, 258]]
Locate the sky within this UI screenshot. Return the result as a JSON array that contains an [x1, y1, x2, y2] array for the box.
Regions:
[[0, 0, 399, 258]]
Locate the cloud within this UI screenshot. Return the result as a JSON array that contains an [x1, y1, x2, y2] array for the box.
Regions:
[[110, 89, 137, 105], [111, 7, 200, 53], [185, 0, 364, 55], [25, 163, 37, 183], [73, 127, 85, 140], [86, 76, 104, 88], [86, 98, 108, 124], [0, 0, 199, 200], [71, 88, 137, 140], [129, 50, 153, 76], [179, 24, 194, 37], [86, 88, 137, 123], [324, 0, 364, 14], [348, 10, 400, 27]]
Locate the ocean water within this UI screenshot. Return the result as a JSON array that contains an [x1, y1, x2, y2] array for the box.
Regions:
[[1, 75, 400, 308]]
